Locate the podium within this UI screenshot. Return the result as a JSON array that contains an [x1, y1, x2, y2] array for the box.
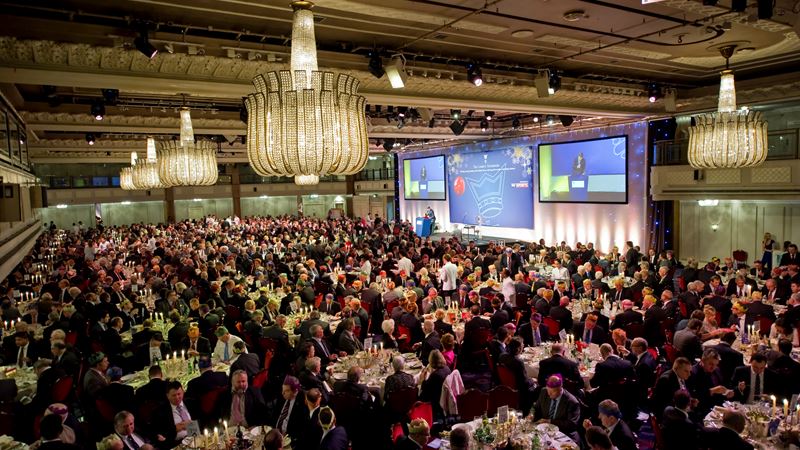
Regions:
[[415, 217, 433, 237]]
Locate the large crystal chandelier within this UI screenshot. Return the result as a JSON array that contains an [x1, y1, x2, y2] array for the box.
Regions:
[[245, 1, 369, 185], [131, 138, 163, 189], [688, 46, 768, 169], [157, 108, 219, 186], [119, 152, 137, 190]]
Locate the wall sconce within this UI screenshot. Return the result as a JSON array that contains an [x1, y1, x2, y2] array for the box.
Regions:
[[711, 224, 719, 232]]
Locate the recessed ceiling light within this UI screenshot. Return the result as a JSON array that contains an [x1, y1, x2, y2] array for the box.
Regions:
[[511, 29, 534, 38], [563, 10, 588, 22]]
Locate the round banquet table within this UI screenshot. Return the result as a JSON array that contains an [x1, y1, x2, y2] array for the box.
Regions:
[[0, 435, 29, 450], [0, 366, 37, 401], [175, 425, 291, 450], [703, 401, 799, 449], [121, 361, 229, 390], [440, 410, 579, 450], [330, 351, 424, 400]]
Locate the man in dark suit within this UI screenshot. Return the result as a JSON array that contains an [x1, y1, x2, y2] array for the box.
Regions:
[[230, 341, 261, 382], [770, 338, 800, 396], [273, 375, 308, 442], [661, 390, 701, 450], [220, 369, 267, 427], [134, 365, 167, 410], [318, 406, 348, 450], [591, 343, 635, 389], [573, 313, 607, 345], [730, 353, 779, 404], [779, 244, 799, 267], [517, 313, 546, 347], [12, 331, 38, 368], [610, 300, 643, 330], [299, 357, 330, 404], [624, 337, 657, 403], [414, 319, 441, 364], [32, 359, 66, 411], [642, 297, 668, 347], [38, 414, 81, 450], [185, 357, 229, 409], [700, 410, 755, 450], [537, 343, 583, 388], [50, 341, 80, 378], [582, 399, 637, 450], [499, 248, 522, 275], [687, 348, 734, 416], [549, 296, 574, 333], [296, 388, 324, 450], [651, 357, 692, 419], [609, 279, 632, 303], [679, 281, 704, 317], [295, 312, 331, 342], [318, 294, 342, 316], [396, 418, 432, 450], [673, 319, 703, 362], [624, 242, 639, 268], [136, 332, 172, 370], [711, 331, 744, 384], [181, 326, 211, 357], [746, 295, 775, 322], [531, 375, 581, 443], [167, 316, 190, 351]]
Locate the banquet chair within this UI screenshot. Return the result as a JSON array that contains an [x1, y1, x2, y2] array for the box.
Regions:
[[456, 389, 488, 420], [199, 386, 227, 417], [224, 305, 242, 322], [51, 375, 74, 403], [95, 398, 117, 425], [386, 386, 418, 420], [514, 292, 529, 311], [758, 317, 773, 337], [625, 323, 644, 339], [650, 414, 665, 449], [542, 317, 561, 340], [408, 401, 433, 428], [252, 369, 269, 389], [64, 331, 78, 346], [487, 386, 519, 416], [391, 422, 405, 444], [331, 392, 362, 431], [732, 250, 748, 268], [496, 364, 517, 389]]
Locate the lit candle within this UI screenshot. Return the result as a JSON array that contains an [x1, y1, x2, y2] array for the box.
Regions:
[[380, 342, 383, 351], [223, 420, 229, 440], [173, 351, 178, 360], [213, 426, 219, 444], [204, 429, 209, 447], [771, 395, 777, 416], [181, 350, 185, 360], [784, 399, 789, 418]]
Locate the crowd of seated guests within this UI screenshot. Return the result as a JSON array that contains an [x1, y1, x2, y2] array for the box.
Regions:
[[1, 215, 799, 449]]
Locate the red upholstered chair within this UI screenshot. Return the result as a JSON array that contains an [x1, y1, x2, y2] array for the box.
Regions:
[[496, 365, 517, 389], [456, 389, 488, 420], [758, 317, 773, 337], [386, 386, 418, 419], [200, 386, 227, 417], [252, 369, 268, 389], [51, 376, 74, 403], [408, 401, 433, 427], [224, 305, 241, 322], [95, 398, 117, 424], [543, 317, 561, 339], [625, 323, 644, 339], [392, 422, 405, 444], [488, 385, 519, 416]]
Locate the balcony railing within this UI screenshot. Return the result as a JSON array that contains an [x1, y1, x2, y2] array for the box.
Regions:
[[354, 168, 394, 181], [653, 128, 800, 166]]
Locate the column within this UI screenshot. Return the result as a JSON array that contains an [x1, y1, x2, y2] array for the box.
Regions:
[[164, 187, 175, 223], [231, 164, 242, 218]]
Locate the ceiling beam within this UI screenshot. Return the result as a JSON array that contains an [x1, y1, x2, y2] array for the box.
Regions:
[[0, 67, 645, 118]]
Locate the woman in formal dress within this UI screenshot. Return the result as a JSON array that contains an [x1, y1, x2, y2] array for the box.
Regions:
[[762, 232, 776, 271]]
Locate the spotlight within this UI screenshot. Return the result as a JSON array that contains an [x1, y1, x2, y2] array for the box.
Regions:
[[101, 89, 119, 106], [385, 55, 407, 89], [546, 115, 555, 125], [397, 107, 407, 118], [559, 115, 574, 127], [466, 63, 483, 86], [647, 83, 661, 103], [133, 29, 158, 59], [368, 51, 384, 78], [548, 71, 561, 95], [484, 111, 494, 121], [533, 115, 540, 123], [512, 117, 521, 130], [534, 72, 550, 98], [480, 118, 489, 132], [86, 133, 96, 145], [382, 139, 395, 151], [450, 109, 461, 120], [90, 101, 106, 120], [449, 120, 466, 136]]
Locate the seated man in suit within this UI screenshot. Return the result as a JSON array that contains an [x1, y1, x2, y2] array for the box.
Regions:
[[181, 326, 211, 357], [731, 352, 779, 404], [229, 340, 261, 382], [700, 409, 754, 450], [610, 300, 643, 330], [661, 390, 701, 450], [395, 418, 431, 450], [537, 343, 583, 389], [581, 399, 637, 450], [517, 313, 546, 347], [412, 319, 441, 364], [299, 357, 330, 404], [136, 332, 171, 369], [770, 338, 800, 396], [38, 413, 80, 450], [383, 355, 416, 402], [624, 337, 657, 403], [113, 410, 151, 450], [151, 380, 193, 448], [221, 369, 267, 428], [673, 319, 703, 362], [711, 331, 744, 384], [318, 406, 348, 450], [532, 375, 581, 444], [591, 343, 635, 389], [273, 375, 308, 443], [318, 293, 342, 316], [573, 313, 607, 345], [651, 357, 692, 419], [687, 348, 734, 417]]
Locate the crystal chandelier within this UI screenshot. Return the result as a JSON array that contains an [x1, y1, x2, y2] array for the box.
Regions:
[[688, 46, 768, 169], [119, 152, 137, 190], [157, 108, 219, 186], [245, 1, 369, 185], [131, 137, 163, 189]]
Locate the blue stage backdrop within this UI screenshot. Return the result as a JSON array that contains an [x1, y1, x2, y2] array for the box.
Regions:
[[447, 146, 533, 228]]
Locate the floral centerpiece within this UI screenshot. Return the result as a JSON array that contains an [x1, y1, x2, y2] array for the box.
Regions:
[[473, 417, 495, 445]]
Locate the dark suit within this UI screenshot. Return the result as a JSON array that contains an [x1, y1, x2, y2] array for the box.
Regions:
[[730, 366, 779, 402], [711, 342, 744, 384], [537, 354, 582, 388], [651, 370, 686, 419], [770, 354, 800, 396], [320, 426, 348, 450], [219, 386, 267, 426], [609, 419, 637, 450], [531, 389, 581, 443], [661, 406, 700, 450], [273, 394, 309, 441], [498, 353, 536, 411], [573, 322, 607, 345], [591, 355, 634, 388], [643, 306, 668, 347], [700, 426, 754, 450], [308, 337, 336, 367], [609, 288, 633, 303], [549, 306, 574, 332], [167, 321, 190, 350], [673, 328, 702, 361], [517, 321, 546, 347], [433, 319, 454, 339], [745, 301, 775, 322], [318, 300, 341, 316], [135, 378, 168, 409], [420, 367, 450, 418], [230, 353, 261, 381], [185, 370, 229, 405], [33, 366, 66, 410], [181, 336, 212, 356], [418, 331, 442, 364]]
